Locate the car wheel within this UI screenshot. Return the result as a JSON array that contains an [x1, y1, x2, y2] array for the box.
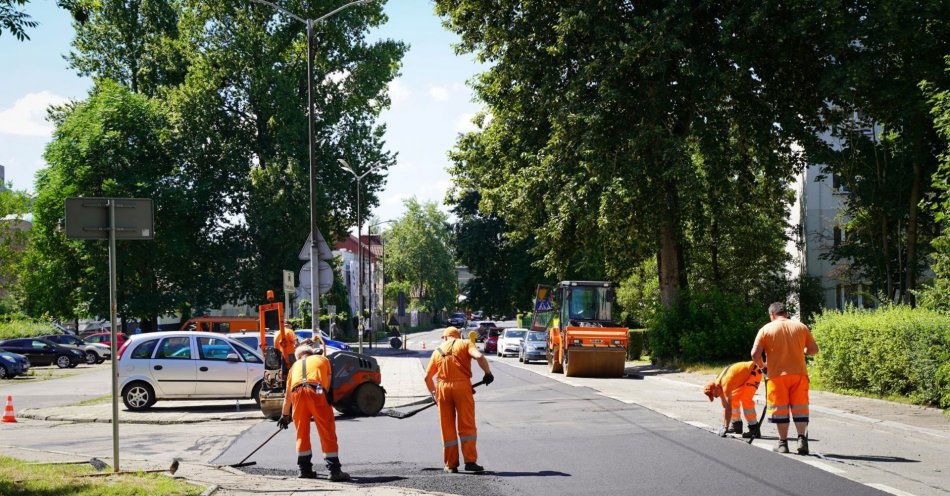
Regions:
[[0, 365, 7, 379], [85, 351, 98, 365], [56, 355, 72, 369], [251, 381, 263, 406], [122, 382, 156, 411]]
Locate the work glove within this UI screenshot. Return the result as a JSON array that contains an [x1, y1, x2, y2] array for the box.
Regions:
[[277, 414, 292, 430], [483, 373, 494, 386]]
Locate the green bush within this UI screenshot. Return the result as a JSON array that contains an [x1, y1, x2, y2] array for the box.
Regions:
[[649, 290, 764, 363], [627, 329, 648, 360], [811, 306, 950, 408], [0, 316, 57, 340]]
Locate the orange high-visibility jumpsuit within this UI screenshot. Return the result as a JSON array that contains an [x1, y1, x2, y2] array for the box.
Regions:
[[425, 338, 479, 469], [716, 361, 761, 426], [274, 327, 298, 373], [285, 354, 339, 462]]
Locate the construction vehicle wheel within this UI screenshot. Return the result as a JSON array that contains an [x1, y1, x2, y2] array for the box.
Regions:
[[548, 349, 563, 374], [351, 382, 386, 416]]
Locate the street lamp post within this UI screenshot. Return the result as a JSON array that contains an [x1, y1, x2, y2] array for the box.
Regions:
[[339, 158, 383, 353], [247, 0, 376, 341], [367, 219, 394, 339]]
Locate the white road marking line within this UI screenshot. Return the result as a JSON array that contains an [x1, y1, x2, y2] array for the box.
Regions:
[[684, 421, 710, 429], [864, 483, 918, 496], [798, 458, 847, 475]]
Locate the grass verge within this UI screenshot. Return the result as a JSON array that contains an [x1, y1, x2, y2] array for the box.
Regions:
[[0, 456, 201, 495], [68, 395, 113, 407]]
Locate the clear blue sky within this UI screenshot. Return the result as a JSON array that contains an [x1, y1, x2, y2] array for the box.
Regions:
[[0, 0, 484, 221]]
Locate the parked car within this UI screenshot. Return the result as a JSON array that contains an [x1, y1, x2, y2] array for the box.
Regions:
[[483, 328, 501, 354], [294, 329, 351, 352], [447, 312, 467, 328], [229, 331, 274, 351], [519, 330, 549, 364], [116, 331, 265, 411], [0, 350, 30, 379], [471, 311, 485, 320], [474, 322, 497, 342], [83, 332, 128, 349], [43, 334, 110, 364], [0, 338, 85, 368], [497, 328, 527, 357]]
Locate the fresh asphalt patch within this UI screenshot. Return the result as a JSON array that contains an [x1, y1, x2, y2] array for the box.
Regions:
[[217, 359, 888, 496]]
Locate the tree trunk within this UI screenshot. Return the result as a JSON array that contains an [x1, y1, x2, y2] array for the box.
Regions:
[[904, 162, 923, 305], [657, 179, 687, 308], [882, 214, 894, 301]]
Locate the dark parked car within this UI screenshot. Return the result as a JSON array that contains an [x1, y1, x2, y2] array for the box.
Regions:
[[447, 312, 467, 328], [0, 350, 30, 379], [0, 338, 85, 368], [43, 334, 110, 364]]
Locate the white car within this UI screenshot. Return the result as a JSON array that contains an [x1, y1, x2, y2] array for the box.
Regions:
[[117, 331, 264, 411], [229, 330, 344, 355], [497, 328, 528, 357]]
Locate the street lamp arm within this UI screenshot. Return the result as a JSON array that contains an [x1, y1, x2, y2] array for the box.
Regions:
[[357, 162, 384, 180], [314, 0, 375, 24], [247, 0, 306, 24]]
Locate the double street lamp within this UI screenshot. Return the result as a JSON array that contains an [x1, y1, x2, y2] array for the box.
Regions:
[[247, 0, 376, 335], [339, 158, 383, 353]]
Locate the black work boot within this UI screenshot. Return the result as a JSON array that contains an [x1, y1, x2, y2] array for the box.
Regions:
[[325, 457, 351, 482], [774, 439, 789, 454], [464, 462, 485, 473], [297, 455, 317, 479], [742, 423, 762, 439], [731, 421, 744, 435], [796, 434, 809, 455]]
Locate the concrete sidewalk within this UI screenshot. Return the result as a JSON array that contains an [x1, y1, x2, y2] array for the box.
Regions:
[[375, 354, 431, 409], [500, 358, 950, 496]]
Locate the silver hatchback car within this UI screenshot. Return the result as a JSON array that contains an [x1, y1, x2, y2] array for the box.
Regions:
[[519, 330, 549, 364], [117, 331, 264, 411]]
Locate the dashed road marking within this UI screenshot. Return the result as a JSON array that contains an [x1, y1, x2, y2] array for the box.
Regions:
[[864, 483, 918, 496], [798, 458, 847, 475]]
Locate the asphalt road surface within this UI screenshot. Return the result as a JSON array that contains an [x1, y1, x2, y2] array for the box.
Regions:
[[214, 355, 885, 496]]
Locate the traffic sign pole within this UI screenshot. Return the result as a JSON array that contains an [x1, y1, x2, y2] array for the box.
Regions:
[[108, 199, 119, 473]]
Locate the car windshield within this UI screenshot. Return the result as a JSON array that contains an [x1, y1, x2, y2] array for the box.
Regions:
[[488, 329, 501, 337], [505, 330, 527, 339], [568, 286, 612, 321], [527, 331, 547, 341], [452, 313, 464, 318], [478, 322, 495, 327]]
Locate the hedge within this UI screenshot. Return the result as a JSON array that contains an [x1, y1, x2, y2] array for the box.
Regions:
[[811, 306, 950, 408], [0, 317, 57, 341], [627, 329, 650, 360]]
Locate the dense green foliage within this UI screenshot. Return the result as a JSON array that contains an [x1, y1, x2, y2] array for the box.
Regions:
[[811, 306, 950, 408], [0, 0, 36, 40], [919, 57, 950, 310], [0, 186, 30, 311], [20, 0, 404, 323], [383, 199, 456, 313], [449, 189, 546, 317], [649, 290, 764, 363], [0, 315, 57, 340], [615, 259, 659, 328], [626, 329, 649, 361]]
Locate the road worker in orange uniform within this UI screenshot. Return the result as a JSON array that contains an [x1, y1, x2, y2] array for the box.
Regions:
[[752, 302, 820, 455], [704, 361, 763, 439], [277, 342, 350, 481], [423, 327, 494, 473], [273, 322, 298, 378]]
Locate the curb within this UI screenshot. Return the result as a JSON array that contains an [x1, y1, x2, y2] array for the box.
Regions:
[[19, 410, 262, 425], [198, 484, 220, 496]]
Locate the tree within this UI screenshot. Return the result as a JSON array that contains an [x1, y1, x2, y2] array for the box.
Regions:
[[449, 188, 545, 317], [20, 80, 239, 329], [0, 185, 31, 311], [383, 199, 456, 313], [437, 1, 827, 308], [800, 0, 949, 305], [64, 0, 406, 304], [919, 57, 950, 311], [1, 0, 35, 40]]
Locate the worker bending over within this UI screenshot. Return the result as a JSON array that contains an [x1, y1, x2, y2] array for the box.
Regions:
[[277, 342, 350, 481], [704, 361, 763, 439], [424, 327, 494, 473], [751, 302, 820, 454]]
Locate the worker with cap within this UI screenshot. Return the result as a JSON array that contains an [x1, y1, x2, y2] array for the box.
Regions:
[[751, 302, 820, 454], [273, 321, 298, 378], [423, 326, 494, 473], [704, 361, 763, 439], [277, 341, 349, 481]]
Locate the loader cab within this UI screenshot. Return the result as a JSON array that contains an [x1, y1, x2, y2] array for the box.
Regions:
[[557, 281, 615, 326]]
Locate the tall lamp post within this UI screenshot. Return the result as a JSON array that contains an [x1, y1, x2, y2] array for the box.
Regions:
[[339, 158, 383, 353], [247, 0, 376, 341]]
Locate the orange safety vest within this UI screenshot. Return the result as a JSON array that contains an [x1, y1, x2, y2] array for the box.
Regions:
[[287, 354, 331, 392], [434, 339, 473, 382]]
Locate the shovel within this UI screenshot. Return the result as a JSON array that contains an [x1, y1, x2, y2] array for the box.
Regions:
[[227, 427, 284, 468], [381, 380, 485, 419], [747, 375, 768, 445]]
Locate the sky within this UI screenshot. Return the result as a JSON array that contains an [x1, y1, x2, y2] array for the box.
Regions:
[[0, 0, 485, 221]]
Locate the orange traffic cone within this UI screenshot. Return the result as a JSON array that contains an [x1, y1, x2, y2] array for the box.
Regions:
[[2, 395, 16, 423]]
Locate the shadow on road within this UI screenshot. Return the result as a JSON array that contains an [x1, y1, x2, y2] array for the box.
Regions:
[[623, 364, 683, 378], [351, 475, 407, 484], [822, 454, 919, 463]]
